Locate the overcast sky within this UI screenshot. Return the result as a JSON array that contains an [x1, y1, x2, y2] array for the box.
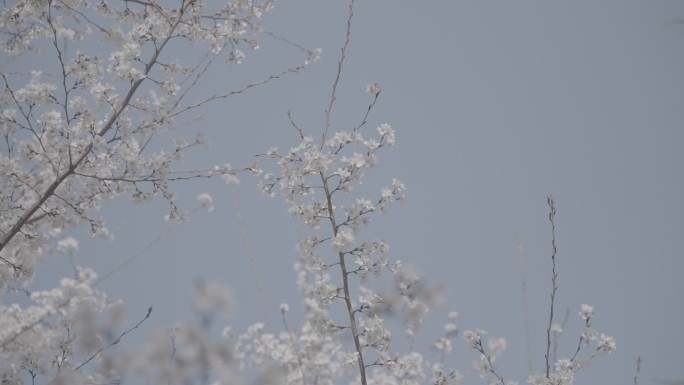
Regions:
[[27, 1, 684, 384]]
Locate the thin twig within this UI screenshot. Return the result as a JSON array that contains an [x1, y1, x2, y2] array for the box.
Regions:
[[350, 91, 379, 135], [168, 63, 307, 119], [545, 196, 558, 378], [474, 340, 506, 385], [288, 110, 305, 140], [320, 0, 355, 149], [95, 215, 189, 285], [633, 356, 642, 385], [75, 306, 153, 371]]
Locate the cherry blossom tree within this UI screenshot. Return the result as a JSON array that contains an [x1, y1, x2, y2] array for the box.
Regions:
[[0, 0, 615, 384], [0, 0, 314, 382]]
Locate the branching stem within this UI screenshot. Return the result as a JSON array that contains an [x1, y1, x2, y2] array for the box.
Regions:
[[320, 172, 367, 385]]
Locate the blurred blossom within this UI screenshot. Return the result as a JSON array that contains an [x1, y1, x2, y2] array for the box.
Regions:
[[463, 329, 487, 348], [56, 237, 79, 254], [197, 193, 214, 212], [193, 282, 234, 315]]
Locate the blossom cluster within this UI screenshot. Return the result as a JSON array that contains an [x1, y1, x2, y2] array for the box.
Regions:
[[455, 303, 615, 385], [523, 304, 615, 385]]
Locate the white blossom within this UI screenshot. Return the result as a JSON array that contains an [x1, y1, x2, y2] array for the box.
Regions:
[[580, 304, 594, 321], [332, 227, 356, 251], [366, 82, 382, 95], [581, 328, 599, 348], [597, 333, 616, 352], [377, 123, 395, 146]]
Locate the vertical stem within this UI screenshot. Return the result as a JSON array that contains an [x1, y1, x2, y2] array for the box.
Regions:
[[320, 172, 367, 385], [545, 196, 558, 378]]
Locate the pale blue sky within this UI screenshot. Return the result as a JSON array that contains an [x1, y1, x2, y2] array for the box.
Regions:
[[28, 1, 684, 384]]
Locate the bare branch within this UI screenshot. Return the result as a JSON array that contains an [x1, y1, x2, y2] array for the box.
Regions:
[[320, 0, 355, 149]]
